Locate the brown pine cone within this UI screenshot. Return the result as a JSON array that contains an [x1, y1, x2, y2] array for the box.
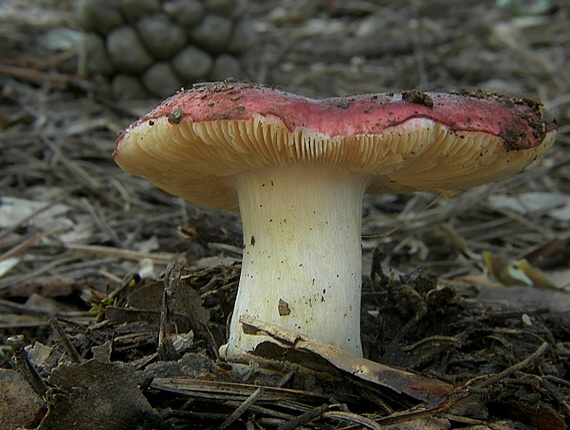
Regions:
[[77, 0, 251, 99]]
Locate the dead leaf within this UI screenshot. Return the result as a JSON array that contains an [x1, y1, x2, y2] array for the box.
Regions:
[[483, 251, 560, 290], [488, 192, 570, 221], [0, 369, 46, 429], [40, 359, 166, 430], [239, 316, 454, 407]]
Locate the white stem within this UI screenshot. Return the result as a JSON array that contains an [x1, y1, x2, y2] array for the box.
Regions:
[[223, 166, 370, 359]]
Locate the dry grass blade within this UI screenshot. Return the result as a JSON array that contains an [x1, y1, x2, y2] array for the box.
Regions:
[[217, 387, 263, 430], [150, 378, 329, 405], [276, 404, 330, 430], [322, 410, 383, 430], [64, 244, 176, 265], [0, 226, 68, 262], [465, 342, 549, 393], [48, 317, 81, 363], [6, 335, 48, 398]]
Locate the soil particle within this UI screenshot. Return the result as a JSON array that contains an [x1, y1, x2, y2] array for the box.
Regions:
[[402, 89, 434, 108], [167, 107, 184, 124]]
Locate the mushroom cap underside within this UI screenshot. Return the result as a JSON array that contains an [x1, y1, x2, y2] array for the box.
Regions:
[[114, 82, 557, 210]]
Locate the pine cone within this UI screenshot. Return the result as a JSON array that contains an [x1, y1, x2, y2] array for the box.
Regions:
[[77, 0, 251, 99]]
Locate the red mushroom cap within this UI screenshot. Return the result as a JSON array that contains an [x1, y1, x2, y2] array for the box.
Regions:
[[114, 81, 556, 209]]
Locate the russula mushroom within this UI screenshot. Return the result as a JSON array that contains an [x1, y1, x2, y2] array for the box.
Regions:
[[113, 82, 556, 360]]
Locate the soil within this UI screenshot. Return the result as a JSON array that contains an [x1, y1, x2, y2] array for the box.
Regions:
[[1, 1, 569, 429]]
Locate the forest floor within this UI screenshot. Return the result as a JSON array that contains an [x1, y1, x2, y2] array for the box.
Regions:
[[1, 1, 569, 429]]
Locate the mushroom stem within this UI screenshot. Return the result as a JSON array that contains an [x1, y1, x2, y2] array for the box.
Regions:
[[223, 165, 371, 359]]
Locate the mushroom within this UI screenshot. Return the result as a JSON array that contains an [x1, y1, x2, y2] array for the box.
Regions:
[[113, 82, 556, 360]]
